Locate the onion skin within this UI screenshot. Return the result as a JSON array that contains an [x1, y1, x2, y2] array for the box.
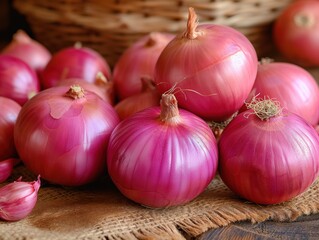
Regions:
[[155, 8, 258, 122], [0, 97, 21, 160], [0, 158, 14, 183], [57, 77, 115, 105], [41, 44, 112, 89], [14, 85, 120, 186], [273, 0, 319, 67], [114, 77, 160, 120], [219, 109, 319, 205], [245, 60, 319, 126], [107, 94, 218, 208], [0, 55, 40, 105], [1, 30, 52, 76], [113, 32, 175, 99]]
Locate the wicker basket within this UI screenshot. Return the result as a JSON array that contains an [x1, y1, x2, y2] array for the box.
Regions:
[[13, 0, 294, 67]]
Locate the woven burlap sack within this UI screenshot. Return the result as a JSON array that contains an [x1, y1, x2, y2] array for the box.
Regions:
[[1, 164, 319, 239]]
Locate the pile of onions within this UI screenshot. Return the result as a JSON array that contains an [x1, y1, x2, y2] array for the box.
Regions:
[[41, 43, 112, 89], [1, 30, 52, 76], [57, 72, 115, 105], [154, 8, 258, 122], [273, 0, 319, 67], [243, 59, 319, 126], [114, 76, 160, 120], [0, 97, 21, 160], [14, 85, 119, 186], [107, 93, 218, 208], [0, 55, 40, 105], [113, 32, 175, 100], [219, 97, 319, 204]]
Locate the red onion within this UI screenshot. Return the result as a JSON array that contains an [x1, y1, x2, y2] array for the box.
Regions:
[[107, 93, 218, 208], [219, 97, 319, 205], [41, 43, 112, 89], [0, 158, 15, 183], [114, 76, 160, 120], [14, 85, 120, 186], [1, 30, 51, 76], [113, 32, 175, 99], [273, 0, 319, 67], [0, 176, 41, 221], [0, 97, 21, 160], [154, 8, 258, 122], [0, 55, 40, 105], [57, 72, 115, 105], [244, 59, 319, 126]]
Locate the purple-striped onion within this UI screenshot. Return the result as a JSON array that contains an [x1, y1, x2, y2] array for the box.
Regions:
[[219, 97, 319, 204], [107, 93, 218, 208]]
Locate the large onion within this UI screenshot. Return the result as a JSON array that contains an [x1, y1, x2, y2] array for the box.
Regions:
[[14, 85, 119, 186], [155, 8, 258, 122]]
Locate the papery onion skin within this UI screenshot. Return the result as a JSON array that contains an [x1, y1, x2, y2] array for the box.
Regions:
[[41, 44, 112, 89], [218, 109, 319, 205], [107, 94, 218, 208], [155, 8, 258, 122], [113, 32, 175, 99], [273, 0, 319, 67], [0, 56, 40, 105], [57, 77, 115, 105], [0, 97, 21, 160], [1, 30, 52, 76], [14, 85, 120, 186], [244, 60, 319, 126], [114, 77, 160, 120]]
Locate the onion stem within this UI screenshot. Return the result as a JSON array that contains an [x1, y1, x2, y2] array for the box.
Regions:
[[159, 94, 180, 123], [65, 85, 85, 99], [184, 7, 200, 40]]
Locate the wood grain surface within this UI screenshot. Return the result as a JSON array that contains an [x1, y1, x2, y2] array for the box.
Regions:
[[196, 213, 319, 240]]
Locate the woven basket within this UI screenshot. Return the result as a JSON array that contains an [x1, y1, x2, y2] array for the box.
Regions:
[[13, 0, 294, 67]]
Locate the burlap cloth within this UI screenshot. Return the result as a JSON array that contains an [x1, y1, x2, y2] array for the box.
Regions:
[[1, 164, 319, 240]]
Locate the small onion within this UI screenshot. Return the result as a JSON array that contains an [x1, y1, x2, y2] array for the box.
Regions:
[[113, 32, 175, 99], [243, 59, 319, 126], [107, 93, 218, 208], [0, 97, 21, 160], [114, 76, 160, 120], [219, 97, 319, 205], [273, 0, 319, 67], [1, 30, 52, 76], [57, 72, 115, 105], [0, 158, 15, 183], [14, 85, 120, 186], [155, 8, 258, 122], [41, 43, 112, 89], [0, 55, 40, 105]]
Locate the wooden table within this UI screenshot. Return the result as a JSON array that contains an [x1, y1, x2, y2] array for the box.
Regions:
[[195, 213, 319, 239]]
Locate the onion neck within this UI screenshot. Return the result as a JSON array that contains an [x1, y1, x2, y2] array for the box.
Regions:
[[159, 94, 181, 123], [184, 7, 201, 40], [13, 30, 32, 43], [95, 72, 108, 86], [65, 85, 85, 99]]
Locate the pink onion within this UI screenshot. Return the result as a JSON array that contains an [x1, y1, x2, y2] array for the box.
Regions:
[[14, 85, 120, 186], [0, 55, 40, 105], [273, 0, 319, 67], [57, 72, 115, 105], [0, 158, 15, 183], [155, 8, 258, 122], [41, 43, 112, 89], [219, 97, 319, 205], [107, 93, 218, 208], [114, 76, 160, 120], [243, 59, 319, 126], [113, 32, 175, 99], [0, 97, 21, 160], [1, 30, 51, 76]]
